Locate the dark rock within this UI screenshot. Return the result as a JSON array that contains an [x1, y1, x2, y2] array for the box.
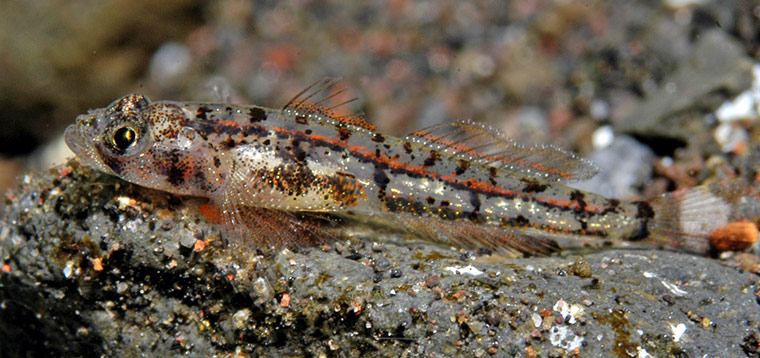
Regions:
[[0, 162, 758, 357]]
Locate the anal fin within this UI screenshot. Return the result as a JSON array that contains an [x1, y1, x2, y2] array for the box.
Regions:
[[395, 213, 561, 258]]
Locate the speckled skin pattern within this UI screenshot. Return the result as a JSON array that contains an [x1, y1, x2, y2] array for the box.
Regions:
[[64, 88, 760, 256]]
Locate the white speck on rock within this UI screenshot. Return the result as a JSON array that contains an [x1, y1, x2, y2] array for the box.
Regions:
[[553, 299, 584, 324], [715, 63, 760, 122], [637, 346, 654, 358], [670, 323, 687, 342], [549, 326, 584, 351], [532, 313, 542, 328], [660, 280, 688, 297], [444, 265, 483, 276], [714, 122, 749, 153]]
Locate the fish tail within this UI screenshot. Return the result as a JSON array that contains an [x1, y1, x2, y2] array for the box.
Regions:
[[644, 179, 760, 255]]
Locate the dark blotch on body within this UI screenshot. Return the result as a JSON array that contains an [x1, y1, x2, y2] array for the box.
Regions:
[[164, 150, 186, 187], [248, 107, 267, 123], [455, 160, 470, 175], [629, 201, 654, 241], [601, 199, 620, 214], [570, 190, 587, 212], [374, 168, 390, 198], [194, 168, 211, 192], [635, 201, 655, 219], [469, 192, 481, 212], [337, 127, 352, 141], [372, 133, 385, 143], [291, 139, 307, 163], [468, 192, 482, 222], [196, 106, 212, 120], [403, 141, 413, 154], [220, 138, 236, 150], [383, 195, 426, 215], [423, 150, 441, 167], [513, 215, 530, 226], [521, 178, 547, 193]]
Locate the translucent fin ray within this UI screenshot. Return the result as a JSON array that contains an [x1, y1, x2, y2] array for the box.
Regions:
[[219, 200, 334, 251], [406, 119, 598, 182], [217, 158, 337, 251], [647, 179, 759, 255], [283, 78, 374, 131], [396, 213, 561, 257]]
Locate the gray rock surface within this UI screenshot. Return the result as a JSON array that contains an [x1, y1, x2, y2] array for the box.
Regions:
[[616, 30, 755, 141], [1, 161, 759, 357]]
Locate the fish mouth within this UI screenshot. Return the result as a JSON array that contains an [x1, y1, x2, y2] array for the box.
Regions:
[[64, 117, 113, 174]]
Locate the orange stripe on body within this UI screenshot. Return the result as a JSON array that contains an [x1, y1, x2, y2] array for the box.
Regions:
[[259, 125, 608, 216]]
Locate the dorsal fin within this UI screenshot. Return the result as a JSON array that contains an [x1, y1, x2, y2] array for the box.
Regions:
[[406, 119, 598, 182], [283, 78, 375, 131]]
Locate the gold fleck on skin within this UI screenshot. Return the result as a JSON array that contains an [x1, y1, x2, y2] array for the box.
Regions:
[[65, 79, 760, 256]]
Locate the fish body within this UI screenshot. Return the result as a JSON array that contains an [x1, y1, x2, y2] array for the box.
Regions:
[[64, 85, 760, 256]]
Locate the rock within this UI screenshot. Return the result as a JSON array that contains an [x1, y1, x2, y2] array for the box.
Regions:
[[0, 160, 758, 357], [615, 30, 755, 141]]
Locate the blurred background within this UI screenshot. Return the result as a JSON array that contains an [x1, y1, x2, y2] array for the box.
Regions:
[[2, 0, 759, 197]]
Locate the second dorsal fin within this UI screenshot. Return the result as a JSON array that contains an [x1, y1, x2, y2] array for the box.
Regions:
[[406, 119, 598, 182], [283, 78, 375, 131]]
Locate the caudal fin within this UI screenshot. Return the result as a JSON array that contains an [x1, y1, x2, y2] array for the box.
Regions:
[[646, 179, 760, 255]]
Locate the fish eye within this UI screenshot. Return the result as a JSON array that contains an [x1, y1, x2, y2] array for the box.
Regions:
[[112, 126, 138, 151]]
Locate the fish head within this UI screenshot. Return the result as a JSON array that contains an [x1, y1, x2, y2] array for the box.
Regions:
[[65, 94, 156, 181]]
